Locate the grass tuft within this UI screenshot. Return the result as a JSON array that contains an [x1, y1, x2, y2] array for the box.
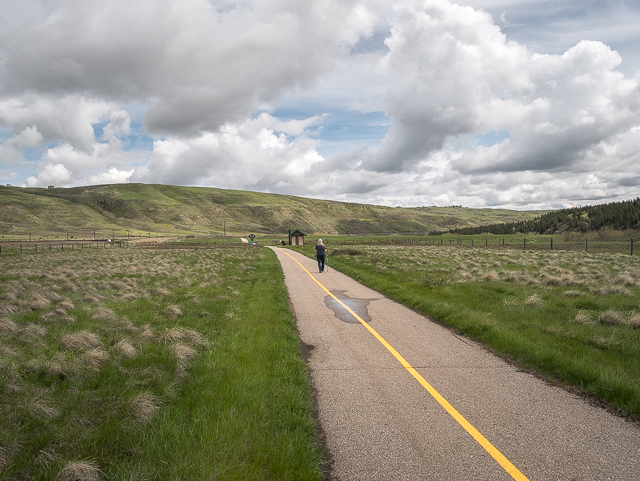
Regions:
[[164, 305, 182, 319], [84, 348, 108, 368], [525, 293, 544, 306], [57, 460, 102, 481], [114, 339, 137, 357], [483, 271, 500, 281], [598, 309, 625, 326], [30, 293, 51, 310], [0, 318, 18, 336], [173, 343, 196, 372], [90, 307, 116, 321], [573, 310, 595, 325], [61, 331, 101, 351], [28, 397, 59, 420], [130, 392, 160, 425]]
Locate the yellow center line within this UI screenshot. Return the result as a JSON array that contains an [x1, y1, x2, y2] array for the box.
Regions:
[[282, 249, 529, 481]]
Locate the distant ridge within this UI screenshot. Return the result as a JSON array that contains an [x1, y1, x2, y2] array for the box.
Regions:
[[440, 198, 640, 236], [0, 183, 544, 237]]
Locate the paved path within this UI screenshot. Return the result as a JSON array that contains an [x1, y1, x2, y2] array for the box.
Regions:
[[269, 247, 640, 481]]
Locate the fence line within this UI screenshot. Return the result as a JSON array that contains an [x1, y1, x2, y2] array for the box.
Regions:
[[0, 241, 123, 254], [324, 237, 637, 256]]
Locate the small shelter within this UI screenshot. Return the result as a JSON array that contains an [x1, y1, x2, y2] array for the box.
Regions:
[[288, 229, 306, 246]]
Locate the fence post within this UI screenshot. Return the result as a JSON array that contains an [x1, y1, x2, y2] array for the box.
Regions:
[[585, 238, 588, 252], [551, 238, 553, 250], [631, 238, 634, 256]]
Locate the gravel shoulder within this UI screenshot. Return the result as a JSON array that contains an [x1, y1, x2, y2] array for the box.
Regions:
[[270, 247, 640, 481]]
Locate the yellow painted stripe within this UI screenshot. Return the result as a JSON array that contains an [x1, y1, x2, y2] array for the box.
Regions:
[[283, 250, 529, 481]]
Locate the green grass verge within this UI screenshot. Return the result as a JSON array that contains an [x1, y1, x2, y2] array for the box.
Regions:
[[0, 246, 323, 480], [292, 243, 640, 420]]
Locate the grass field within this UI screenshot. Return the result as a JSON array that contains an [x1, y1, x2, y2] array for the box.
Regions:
[[0, 246, 324, 480], [293, 241, 640, 420]]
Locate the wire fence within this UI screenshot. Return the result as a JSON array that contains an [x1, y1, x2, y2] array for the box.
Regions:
[[325, 236, 637, 256], [0, 241, 123, 254]]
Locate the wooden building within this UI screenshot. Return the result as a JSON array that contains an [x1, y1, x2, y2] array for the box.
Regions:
[[288, 229, 306, 246]]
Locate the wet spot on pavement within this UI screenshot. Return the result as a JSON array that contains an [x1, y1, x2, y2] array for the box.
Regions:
[[324, 290, 378, 324]]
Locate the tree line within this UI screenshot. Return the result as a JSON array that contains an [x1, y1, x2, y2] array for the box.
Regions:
[[433, 198, 640, 236]]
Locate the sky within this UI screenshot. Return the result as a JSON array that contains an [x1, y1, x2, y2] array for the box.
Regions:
[[1, 0, 639, 210]]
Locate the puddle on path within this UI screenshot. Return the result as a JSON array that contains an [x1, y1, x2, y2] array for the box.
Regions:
[[324, 290, 378, 324]]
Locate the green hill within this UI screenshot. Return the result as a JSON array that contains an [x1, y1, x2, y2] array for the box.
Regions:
[[442, 198, 640, 236], [0, 184, 544, 238]]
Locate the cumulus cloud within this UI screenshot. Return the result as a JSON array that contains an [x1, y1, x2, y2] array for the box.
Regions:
[[1, 0, 640, 209], [0, 0, 375, 136], [132, 113, 324, 190], [25, 163, 73, 187], [0, 95, 114, 152], [362, 0, 640, 178]]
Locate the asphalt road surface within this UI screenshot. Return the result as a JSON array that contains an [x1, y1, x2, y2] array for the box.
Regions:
[[269, 247, 640, 481]]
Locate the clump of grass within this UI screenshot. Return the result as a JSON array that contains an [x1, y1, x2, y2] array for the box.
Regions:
[[43, 355, 74, 379], [164, 305, 182, 319], [140, 324, 154, 342], [30, 293, 51, 310], [609, 285, 631, 296], [564, 290, 581, 297], [91, 307, 116, 321], [129, 392, 160, 425], [627, 312, 640, 329], [59, 300, 75, 311], [28, 397, 59, 420], [114, 339, 137, 357], [591, 332, 623, 349], [61, 331, 101, 351], [483, 271, 500, 282], [84, 348, 108, 368], [0, 318, 18, 336], [0, 444, 18, 469], [61, 281, 77, 293], [614, 274, 635, 286], [598, 309, 625, 326], [57, 460, 102, 481], [20, 323, 46, 338], [173, 343, 196, 374], [525, 293, 544, 306], [573, 311, 595, 325]]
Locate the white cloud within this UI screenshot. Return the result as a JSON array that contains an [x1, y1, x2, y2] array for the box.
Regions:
[[25, 163, 73, 187], [362, 0, 640, 179], [7, 125, 43, 148], [89, 167, 134, 185], [2, 0, 640, 210], [131, 113, 325, 190], [0, 0, 376, 135], [0, 95, 114, 152]]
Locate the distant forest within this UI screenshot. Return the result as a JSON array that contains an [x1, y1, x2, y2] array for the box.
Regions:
[[435, 198, 640, 235]]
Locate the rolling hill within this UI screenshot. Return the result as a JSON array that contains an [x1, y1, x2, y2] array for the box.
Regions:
[[0, 183, 545, 238]]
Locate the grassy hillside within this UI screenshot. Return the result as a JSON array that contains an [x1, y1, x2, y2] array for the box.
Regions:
[[0, 184, 544, 238]]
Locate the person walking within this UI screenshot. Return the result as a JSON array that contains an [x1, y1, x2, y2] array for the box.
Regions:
[[314, 239, 328, 273]]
